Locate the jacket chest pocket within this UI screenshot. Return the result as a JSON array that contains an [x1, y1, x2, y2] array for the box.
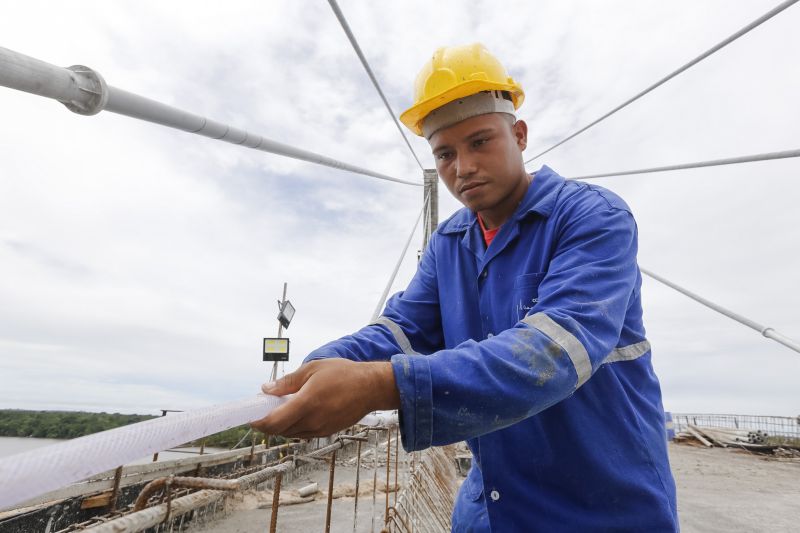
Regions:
[[513, 272, 545, 321]]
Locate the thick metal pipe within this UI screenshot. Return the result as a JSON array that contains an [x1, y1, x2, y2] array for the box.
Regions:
[[0, 47, 79, 100], [105, 86, 419, 185], [0, 47, 106, 114], [763, 329, 800, 353], [0, 46, 421, 186], [641, 267, 800, 354]]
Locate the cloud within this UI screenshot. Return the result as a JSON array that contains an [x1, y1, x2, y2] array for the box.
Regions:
[[0, 0, 798, 420]]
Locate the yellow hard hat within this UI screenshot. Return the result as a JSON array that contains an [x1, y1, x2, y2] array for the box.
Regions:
[[399, 43, 525, 136]]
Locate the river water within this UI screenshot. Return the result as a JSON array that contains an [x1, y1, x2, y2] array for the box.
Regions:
[[0, 436, 63, 457]]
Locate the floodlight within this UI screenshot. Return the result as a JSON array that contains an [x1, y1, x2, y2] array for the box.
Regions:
[[277, 300, 295, 329], [263, 337, 290, 362]]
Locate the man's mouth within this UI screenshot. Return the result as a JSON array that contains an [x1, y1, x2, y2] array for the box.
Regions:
[[459, 181, 487, 194]]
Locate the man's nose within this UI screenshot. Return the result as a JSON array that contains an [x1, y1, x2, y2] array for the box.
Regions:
[[456, 151, 478, 180]]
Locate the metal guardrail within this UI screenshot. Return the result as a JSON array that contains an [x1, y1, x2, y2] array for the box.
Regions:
[[672, 413, 800, 442]]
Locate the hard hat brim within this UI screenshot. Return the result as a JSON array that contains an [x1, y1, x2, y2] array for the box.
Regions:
[[400, 79, 525, 136]]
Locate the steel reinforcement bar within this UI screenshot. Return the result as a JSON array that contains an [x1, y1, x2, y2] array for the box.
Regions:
[[82, 422, 400, 533]]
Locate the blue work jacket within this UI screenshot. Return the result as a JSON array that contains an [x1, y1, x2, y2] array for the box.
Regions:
[[306, 166, 678, 532]]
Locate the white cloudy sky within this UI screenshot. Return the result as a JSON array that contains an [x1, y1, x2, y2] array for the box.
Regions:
[[0, 1, 798, 417]]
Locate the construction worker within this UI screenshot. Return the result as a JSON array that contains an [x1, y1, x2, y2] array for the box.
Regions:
[[253, 43, 678, 532]]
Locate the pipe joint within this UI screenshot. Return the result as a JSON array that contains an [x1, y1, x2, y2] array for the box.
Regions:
[[63, 65, 108, 115]]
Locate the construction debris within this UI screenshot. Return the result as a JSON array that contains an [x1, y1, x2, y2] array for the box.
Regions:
[[297, 482, 319, 498], [771, 447, 800, 460], [674, 424, 800, 460]]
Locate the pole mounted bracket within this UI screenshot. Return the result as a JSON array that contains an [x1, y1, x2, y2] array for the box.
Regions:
[[63, 65, 108, 116]]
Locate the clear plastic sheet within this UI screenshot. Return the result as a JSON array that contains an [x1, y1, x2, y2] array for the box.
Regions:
[[0, 395, 398, 511], [0, 394, 284, 510]]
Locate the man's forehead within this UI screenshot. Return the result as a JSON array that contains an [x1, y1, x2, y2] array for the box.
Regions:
[[429, 113, 510, 148]]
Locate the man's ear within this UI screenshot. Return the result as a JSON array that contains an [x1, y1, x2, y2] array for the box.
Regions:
[[513, 119, 528, 151]]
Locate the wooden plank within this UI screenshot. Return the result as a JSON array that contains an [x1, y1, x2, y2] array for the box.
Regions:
[[692, 427, 735, 447], [80, 492, 112, 510]]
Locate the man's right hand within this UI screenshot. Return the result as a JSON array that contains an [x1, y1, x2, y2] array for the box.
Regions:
[[250, 359, 400, 439]]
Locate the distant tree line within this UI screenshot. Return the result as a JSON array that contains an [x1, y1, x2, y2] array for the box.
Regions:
[[196, 426, 290, 449], [0, 410, 156, 439], [0, 410, 285, 449]]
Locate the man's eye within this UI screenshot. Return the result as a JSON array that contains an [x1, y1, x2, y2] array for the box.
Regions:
[[437, 152, 453, 161], [473, 138, 488, 147]]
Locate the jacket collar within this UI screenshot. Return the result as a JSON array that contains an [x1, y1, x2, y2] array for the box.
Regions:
[[438, 165, 564, 236]]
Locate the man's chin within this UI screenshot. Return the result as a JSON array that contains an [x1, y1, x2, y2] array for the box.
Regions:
[[462, 198, 491, 213]]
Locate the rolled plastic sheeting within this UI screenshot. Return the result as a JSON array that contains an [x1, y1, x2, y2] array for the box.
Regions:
[[360, 411, 398, 427], [0, 396, 399, 511], [0, 394, 285, 510]]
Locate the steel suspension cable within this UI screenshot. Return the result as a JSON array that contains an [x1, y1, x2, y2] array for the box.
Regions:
[[327, 0, 425, 171], [0, 46, 421, 187], [370, 193, 429, 322], [524, 0, 800, 164], [570, 148, 800, 180], [641, 268, 800, 354]]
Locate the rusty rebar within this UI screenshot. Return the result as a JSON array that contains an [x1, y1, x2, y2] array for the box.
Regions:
[[338, 435, 369, 443], [385, 427, 391, 524], [394, 431, 399, 505], [85, 427, 396, 533], [353, 439, 363, 533], [269, 472, 282, 533], [107, 465, 124, 512], [387, 506, 412, 533], [371, 431, 379, 533], [162, 477, 173, 525], [324, 450, 337, 533], [133, 476, 239, 511], [417, 464, 450, 529], [248, 432, 257, 466]]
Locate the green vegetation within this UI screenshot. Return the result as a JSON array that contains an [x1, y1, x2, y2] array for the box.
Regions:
[[0, 410, 288, 449], [764, 435, 800, 448], [0, 409, 156, 439], [199, 425, 252, 448], [196, 426, 289, 449]]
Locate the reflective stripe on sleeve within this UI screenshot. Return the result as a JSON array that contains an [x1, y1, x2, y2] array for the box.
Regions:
[[523, 312, 592, 387], [604, 339, 651, 363], [371, 316, 419, 355]]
